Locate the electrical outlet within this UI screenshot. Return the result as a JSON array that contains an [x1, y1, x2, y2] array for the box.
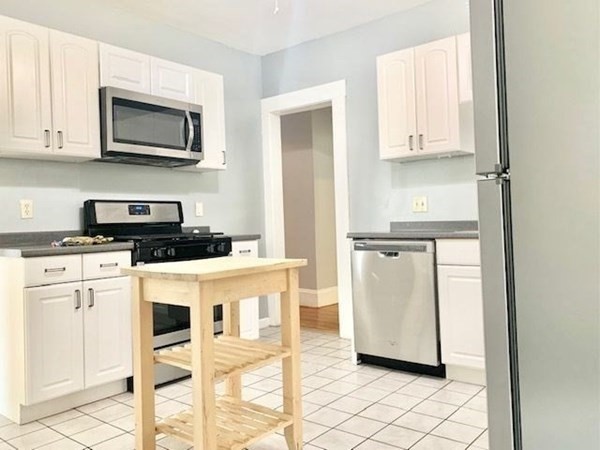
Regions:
[[20, 199, 33, 219], [195, 202, 204, 217], [412, 196, 428, 213]]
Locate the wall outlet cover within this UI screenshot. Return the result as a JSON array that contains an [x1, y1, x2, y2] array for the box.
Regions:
[[20, 199, 33, 219], [195, 202, 204, 217], [412, 196, 428, 213]]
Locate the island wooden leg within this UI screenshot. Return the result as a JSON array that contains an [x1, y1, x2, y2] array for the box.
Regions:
[[223, 300, 242, 399], [191, 281, 217, 449], [281, 268, 302, 450], [132, 278, 156, 450]]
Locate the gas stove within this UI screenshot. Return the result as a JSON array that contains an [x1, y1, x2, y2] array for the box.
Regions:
[[83, 199, 231, 388]]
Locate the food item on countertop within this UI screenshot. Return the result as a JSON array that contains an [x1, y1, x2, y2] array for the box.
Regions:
[[51, 235, 114, 247]]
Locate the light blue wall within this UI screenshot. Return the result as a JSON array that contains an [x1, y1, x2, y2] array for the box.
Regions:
[[261, 0, 477, 231], [0, 0, 263, 234]]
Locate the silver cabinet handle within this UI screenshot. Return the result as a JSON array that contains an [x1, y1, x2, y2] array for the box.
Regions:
[[222, 150, 226, 165], [88, 288, 95, 308], [44, 130, 51, 148], [409, 135, 414, 151], [99, 262, 118, 268], [239, 249, 252, 254], [57, 131, 64, 149], [75, 289, 82, 310], [44, 267, 66, 273], [418, 134, 424, 150]]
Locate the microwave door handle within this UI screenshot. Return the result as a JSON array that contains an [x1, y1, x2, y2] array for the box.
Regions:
[[185, 111, 194, 152]]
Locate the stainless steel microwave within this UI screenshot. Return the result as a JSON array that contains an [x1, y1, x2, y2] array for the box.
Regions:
[[100, 87, 203, 167]]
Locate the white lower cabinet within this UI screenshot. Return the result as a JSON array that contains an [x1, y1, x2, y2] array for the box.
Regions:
[[25, 282, 84, 405], [21, 252, 132, 406], [436, 238, 485, 385], [231, 240, 259, 339], [83, 277, 132, 388], [437, 265, 485, 369]]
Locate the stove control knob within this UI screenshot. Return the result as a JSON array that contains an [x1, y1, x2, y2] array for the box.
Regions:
[[167, 248, 176, 257], [152, 248, 167, 258]]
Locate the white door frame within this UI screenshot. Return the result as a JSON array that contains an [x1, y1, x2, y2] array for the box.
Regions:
[[261, 80, 353, 339]]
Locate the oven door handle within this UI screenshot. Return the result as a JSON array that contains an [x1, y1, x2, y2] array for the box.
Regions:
[[185, 111, 194, 153]]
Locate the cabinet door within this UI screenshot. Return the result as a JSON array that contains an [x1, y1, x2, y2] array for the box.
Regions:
[[150, 57, 195, 102], [194, 70, 227, 170], [0, 16, 52, 155], [25, 282, 84, 404], [83, 277, 132, 388], [231, 240, 259, 339], [437, 265, 485, 369], [457, 33, 473, 103], [376, 48, 417, 159], [415, 36, 460, 154], [50, 30, 100, 159], [99, 43, 151, 93]]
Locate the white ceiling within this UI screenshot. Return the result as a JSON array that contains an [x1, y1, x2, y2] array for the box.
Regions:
[[110, 0, 432, 56]]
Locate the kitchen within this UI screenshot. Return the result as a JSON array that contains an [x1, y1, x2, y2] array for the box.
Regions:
[[0, 1, 598, 450]]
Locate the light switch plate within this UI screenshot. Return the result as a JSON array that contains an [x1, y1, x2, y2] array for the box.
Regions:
[[412, 196, 428, 213], [195, 202, 204, 217]]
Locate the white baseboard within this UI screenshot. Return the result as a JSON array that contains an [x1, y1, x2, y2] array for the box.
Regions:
[[18, 380, 127, 424], [445, 365, 487, 386], [299, 286, 338, 308], [259, 317, 271, 329]]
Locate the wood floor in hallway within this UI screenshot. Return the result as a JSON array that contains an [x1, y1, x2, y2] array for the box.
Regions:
[[300, 303, 339, 334]]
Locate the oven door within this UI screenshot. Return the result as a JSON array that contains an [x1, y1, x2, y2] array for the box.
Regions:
[[100, 87, 203, 164]]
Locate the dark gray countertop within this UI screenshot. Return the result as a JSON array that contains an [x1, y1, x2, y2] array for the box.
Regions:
[[228, 234, 261, 242], [0, 242, 135, 258], [348, 220, 479, 240], [0, 229, 260, 257]]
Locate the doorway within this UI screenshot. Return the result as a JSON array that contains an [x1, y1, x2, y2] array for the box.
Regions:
[[280, 107, 339, 333], [261, 80, 353, 339]]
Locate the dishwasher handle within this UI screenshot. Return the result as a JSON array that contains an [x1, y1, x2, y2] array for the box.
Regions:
[[353, 240, 434, 253]]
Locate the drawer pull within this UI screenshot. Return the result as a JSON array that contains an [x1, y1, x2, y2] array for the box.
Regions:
[[100, 262, 119, 268], [75, 290, 82, 310], [44, 267, 66, 274], [239, 250, 252, 254]]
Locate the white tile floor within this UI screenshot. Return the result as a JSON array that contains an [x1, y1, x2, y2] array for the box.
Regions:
[[0, 327, 489, 449]]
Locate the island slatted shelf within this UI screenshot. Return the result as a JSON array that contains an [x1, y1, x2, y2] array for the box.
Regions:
[[122, 256, 307, 450]]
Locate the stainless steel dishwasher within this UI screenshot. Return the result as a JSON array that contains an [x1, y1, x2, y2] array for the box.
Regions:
[[352, 240, 443, 375]]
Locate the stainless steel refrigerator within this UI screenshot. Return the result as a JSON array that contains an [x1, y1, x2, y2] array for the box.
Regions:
[[470, 1, 599, 449]]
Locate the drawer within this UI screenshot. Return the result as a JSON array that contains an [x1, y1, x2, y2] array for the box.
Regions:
[[83, 251, 131, 280], [24, 255, 82, 287], [436, 239, 481, 266]]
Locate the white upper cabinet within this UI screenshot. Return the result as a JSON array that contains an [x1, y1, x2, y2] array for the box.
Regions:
[[150, 57, 195, 103], [99, 43, 151, 94], [377, 34, 473, 161], [457, 33, 473, 103], [377, 48, 417, 159], [0, 16, 100, 161], [192, 70, 227, 170], [0, 16, 52, 155], [50, 30, 100, 158], [415, 36, 460, 155]]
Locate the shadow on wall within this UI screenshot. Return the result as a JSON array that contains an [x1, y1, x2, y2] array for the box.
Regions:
[[390, 154, 476, 189], [0, 158, 219, 194]]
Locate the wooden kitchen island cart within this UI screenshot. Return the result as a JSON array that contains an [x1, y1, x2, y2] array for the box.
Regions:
[[122, 256, 307, 450]]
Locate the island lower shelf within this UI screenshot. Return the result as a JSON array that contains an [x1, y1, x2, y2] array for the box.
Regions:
[[154, 335, 291, 382], [156, 396, 293, 450]]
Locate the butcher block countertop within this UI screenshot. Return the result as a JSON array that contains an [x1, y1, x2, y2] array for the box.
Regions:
[[121, 256, 307, 282]]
